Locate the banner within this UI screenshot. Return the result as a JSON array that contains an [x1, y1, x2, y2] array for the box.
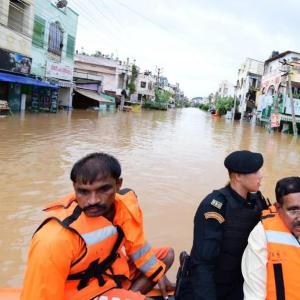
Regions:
[[46, 61, 73, 81], [270, 113, 281, 128], [0, 48, 32, 74]]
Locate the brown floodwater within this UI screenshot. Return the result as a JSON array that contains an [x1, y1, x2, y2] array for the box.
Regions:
[[1, 108, 300, 287]]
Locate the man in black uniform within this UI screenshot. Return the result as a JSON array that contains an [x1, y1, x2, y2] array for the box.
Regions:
[[178, 150, 270, 300]]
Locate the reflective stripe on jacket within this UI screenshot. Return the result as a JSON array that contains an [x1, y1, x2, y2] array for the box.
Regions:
[[114, 190, 166, 282], [262, 206, 300, 300], [37, 194, 130, 300]]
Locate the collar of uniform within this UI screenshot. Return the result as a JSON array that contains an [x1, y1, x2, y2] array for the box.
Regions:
[[226, 184, 248, 208]]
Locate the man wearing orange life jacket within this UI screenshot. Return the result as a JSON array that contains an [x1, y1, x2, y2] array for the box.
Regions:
[[21, 152, 175, 300], [242, 176, 300, 300]]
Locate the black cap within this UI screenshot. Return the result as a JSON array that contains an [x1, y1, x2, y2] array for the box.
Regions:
[[224, 150, 263, 174]]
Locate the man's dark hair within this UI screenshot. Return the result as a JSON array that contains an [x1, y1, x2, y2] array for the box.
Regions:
[[70, 152, 121, 184], [275, 176, 300, 204]]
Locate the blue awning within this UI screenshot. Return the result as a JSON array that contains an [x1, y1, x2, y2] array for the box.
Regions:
[[0, 72, 58, 88]]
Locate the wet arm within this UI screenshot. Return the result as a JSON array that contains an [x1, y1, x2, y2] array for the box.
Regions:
[[21, 221, 84, 300]]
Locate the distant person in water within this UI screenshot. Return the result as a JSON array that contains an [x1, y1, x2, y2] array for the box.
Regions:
[[22, 152, 175, 300], [176, 150, 270, 300]]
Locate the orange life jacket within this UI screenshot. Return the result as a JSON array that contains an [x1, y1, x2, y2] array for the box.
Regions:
[[37, 194, 130, 300], [262, 206, 300, 300], [114, 189, 166, 282]]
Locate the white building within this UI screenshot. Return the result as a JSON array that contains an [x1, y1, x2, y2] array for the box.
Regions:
[[217, 80, 235, 98], [236, 58, 264, 115], [133, 71, 155, 102]]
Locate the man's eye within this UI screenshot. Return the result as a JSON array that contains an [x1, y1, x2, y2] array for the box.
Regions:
[[287, 209, 300, 216], [78, 189, 88, 195], [97, 185, 112, 193]]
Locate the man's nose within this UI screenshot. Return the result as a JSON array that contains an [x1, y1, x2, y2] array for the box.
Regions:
[[87, 192, 99, 205]]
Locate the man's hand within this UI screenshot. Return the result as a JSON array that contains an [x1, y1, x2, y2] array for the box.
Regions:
[[157, 275, 176, 300]]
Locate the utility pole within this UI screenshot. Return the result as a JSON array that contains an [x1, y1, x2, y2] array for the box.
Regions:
[[287, 64, 298, 136], [120, 58, 129, 111], [232, 85, 237, 122], [279, 59, 298, 136], [156, 67, 161, 87]]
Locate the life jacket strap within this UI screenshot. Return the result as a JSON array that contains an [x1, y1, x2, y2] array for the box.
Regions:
[[273, 263, 285, 300], [67, 225, 127, 290]]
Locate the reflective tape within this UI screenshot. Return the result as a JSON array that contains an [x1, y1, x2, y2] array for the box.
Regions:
[[82, 225, 117, 246], [139, 255, 158, 274], [266, 230, 300, 248], [131, 242, 151, 262]]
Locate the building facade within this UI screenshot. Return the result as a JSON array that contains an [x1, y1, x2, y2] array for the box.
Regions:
[[0, 0, 57, 113], [133, 71, 155, 102], [258, 51, 300, 125], [236, 58, 264, 115], [217, 80, 235, 98], [31, 0, 78, 110]]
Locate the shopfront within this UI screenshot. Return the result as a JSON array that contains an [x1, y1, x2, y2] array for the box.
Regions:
[[0, 72, 58, 113], [0, 48, 58, 113]]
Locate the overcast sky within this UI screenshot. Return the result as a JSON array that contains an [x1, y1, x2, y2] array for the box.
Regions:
[[69, 0, 300, 98]]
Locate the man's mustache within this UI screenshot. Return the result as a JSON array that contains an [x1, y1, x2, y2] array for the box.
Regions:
[[83, 203, 107, 212], [292, 221, 300, 228]]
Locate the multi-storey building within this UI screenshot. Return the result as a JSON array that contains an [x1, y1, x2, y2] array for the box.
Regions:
[[73, 54, 134, 108], [134, 71, 155, 102], [217, 80, 235, 98], [236, 58, 264, 115], [30, 0, 78, 110], [258, 50, 300, 126], [0, 0, 57, 112]]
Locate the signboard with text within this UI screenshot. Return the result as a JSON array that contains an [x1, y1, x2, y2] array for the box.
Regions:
[[46, 61, 73, 81]]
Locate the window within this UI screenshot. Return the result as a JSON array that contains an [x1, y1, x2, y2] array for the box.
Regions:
[[140, 81, 146, 88], [66, 35, 75, 58], [32, 16, 45, 48], [48, 21, 64, 56], [8, 0, 25, 34]]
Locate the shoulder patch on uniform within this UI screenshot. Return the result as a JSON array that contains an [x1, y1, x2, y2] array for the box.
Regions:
[[204, 212, 225, 224], [210, 199, 223, 209]]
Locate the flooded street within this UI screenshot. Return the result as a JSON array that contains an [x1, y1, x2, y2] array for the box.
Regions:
[[1, 107, 300, 287]]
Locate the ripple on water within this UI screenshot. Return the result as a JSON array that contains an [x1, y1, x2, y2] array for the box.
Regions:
[[2, 108, 300, 285]]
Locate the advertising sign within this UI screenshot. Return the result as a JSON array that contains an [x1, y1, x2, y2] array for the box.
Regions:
[[46, 61, 73, 81], [270, 113, 281, 128], [0, 48, 32, 74]]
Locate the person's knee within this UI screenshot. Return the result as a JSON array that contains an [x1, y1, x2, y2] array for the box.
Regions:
[[162, 247, 175, 270]]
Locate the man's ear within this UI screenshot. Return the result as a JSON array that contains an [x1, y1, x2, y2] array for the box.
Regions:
[[274, 202, 281, 210], [116, 178, 123, 191]]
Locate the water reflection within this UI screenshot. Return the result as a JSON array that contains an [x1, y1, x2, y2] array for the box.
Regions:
[[1, 108, 300, 286]]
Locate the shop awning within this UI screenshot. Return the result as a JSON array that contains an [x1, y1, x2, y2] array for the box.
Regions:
[[74, 88, 112, 104], [0, 72, 58, 88]]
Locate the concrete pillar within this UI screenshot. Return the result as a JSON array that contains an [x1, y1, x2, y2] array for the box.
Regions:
[[68, 86, 73, 109], [20, 93, 26, 110]]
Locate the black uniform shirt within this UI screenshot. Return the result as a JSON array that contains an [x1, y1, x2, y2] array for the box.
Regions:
[[189, 185, 250, 300]]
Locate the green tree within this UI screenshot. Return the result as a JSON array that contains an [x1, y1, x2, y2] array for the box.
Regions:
[[128, 64, 138, 95], [215, 96, 234, 115], [155, 88, 171, 103]]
